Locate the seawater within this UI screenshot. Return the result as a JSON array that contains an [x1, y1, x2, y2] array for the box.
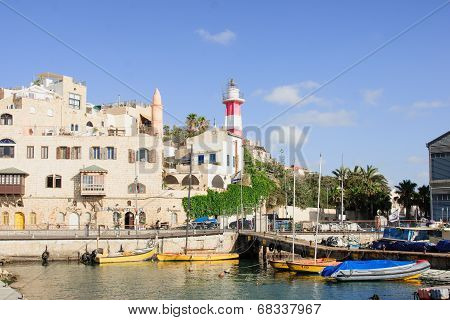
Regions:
[[7, 260, 425, 300]]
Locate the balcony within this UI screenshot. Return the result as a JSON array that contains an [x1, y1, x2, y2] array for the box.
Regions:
[[0, 168, 28, 195], [80, 165, 107, 196], [0, 184, 25, 195]]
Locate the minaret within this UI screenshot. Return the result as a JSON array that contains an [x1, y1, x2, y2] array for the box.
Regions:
[[151, 88, 163, 135], [223, 79, 245, 137]]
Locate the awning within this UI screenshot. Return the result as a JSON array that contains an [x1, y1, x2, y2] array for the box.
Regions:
[[0, 167, 29, 176], [80, 165, 108, 174]]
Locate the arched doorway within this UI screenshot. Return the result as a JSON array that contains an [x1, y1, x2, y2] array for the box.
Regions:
[[68, 213, 80, 230], [182, 175, 200, 186], [14, 212, 25, 230], [125, 212, 134, 229], [171, 212, 178, 227], [212, 175, 225, 189]]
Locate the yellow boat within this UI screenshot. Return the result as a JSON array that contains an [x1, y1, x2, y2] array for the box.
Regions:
[[95, 247, 157, 264], [286, 258, 340, 274], [268, 259, 290, 271], [157, 252, 239, 262]]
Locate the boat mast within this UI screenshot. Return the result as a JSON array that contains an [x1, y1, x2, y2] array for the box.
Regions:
[[340, 153, 344, 225], [292, 167, 296, 261], [184, 144, 193, 255], [314, 154, 322, 262]]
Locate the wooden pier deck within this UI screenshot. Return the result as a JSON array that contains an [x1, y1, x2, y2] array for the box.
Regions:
[[238, 231, 450, 270]]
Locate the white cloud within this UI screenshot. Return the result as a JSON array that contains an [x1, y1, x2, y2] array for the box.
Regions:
[[362, 88, 383, 105], [196, 29, 236, 45], [263, 81, 330, 107], [289, 109, 356, 127], [412, 100, 447, 109]]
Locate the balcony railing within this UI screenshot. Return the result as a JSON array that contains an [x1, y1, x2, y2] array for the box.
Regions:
[[0, 184, 25, 195], [81, 184, 105, 196]]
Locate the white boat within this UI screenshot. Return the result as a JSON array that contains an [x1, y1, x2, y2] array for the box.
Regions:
[[321, 259, 430, 281]]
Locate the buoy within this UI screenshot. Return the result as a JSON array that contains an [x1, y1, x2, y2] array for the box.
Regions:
[[224, 268, 231, 274], [41, 246, 50, 266], [218, 272, 225, 278]]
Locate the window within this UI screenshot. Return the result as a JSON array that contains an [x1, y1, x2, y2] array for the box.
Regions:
[[90, 147, 101, 160], [30, 212, 37, 225], [209, 153, 216, 163], [70, 124, 79, 132], [2, 212, 9, 225], [46, 174, 62, 188], [106, 147, 116, 160], [41, 146, 48, 159], [233, 156, 236, 168], [71, 147, 81, 159], [138, 148, 150, 162], [0, 174, 21, 185], [227, 155, 230, 166], [0, 114, 13, 125], [198, 154, 205, 165], [0, 146, 14, 158], [69, 93, 81, 109], [128, 182, 146, 194], [56, 146, 70, 159], [27, 146, 34, 159]]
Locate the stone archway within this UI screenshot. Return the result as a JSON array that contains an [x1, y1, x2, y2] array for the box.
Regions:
[[68, 213, 80, 230], [181, 175, 200, 186]]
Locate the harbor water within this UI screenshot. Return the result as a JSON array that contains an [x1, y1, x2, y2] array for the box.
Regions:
[[5, 259, 436, 300]]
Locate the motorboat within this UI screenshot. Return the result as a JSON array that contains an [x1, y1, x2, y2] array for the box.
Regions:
[[321, 259, 430, 281], [268, 259, 289, 271]]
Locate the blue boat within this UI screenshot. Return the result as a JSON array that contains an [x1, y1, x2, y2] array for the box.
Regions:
[[321, 259, 430, 281]]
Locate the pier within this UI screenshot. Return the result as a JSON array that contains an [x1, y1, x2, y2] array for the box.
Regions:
[[238, 231, 450, 270]]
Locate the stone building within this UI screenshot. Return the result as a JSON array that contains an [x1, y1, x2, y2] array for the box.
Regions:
[[0, 72, 186, 230]]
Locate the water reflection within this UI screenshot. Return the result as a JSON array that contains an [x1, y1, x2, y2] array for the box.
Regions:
[[7, 260, 424, 300]]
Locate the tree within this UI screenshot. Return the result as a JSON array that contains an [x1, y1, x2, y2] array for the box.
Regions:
[[185, 113, 198, 136], [394, 180, 418, 220], [415, 185, 430, 219]]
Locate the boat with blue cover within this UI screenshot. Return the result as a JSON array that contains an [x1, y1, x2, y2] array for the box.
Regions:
[[321, 260, 430, 281]]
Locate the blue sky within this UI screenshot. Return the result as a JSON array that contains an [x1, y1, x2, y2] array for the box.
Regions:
[[1, 0, 449, 186]]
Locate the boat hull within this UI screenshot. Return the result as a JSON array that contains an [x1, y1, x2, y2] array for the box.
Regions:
[[324, 260, 430, 281], [157, 253, 239, 262], [286, 259, 339, 274], [96, 247, 157, 264], [269, 260, 289, 270]]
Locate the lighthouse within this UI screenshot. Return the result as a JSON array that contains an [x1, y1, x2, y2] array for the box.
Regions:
[[223, 79, 245, 137]]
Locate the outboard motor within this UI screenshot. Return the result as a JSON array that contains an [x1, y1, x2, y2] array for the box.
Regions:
[[42, 246, 50, 266]]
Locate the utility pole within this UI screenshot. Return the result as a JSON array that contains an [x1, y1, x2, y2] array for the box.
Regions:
[[292, 167, 296, 261], [184, 144, 193, 255]]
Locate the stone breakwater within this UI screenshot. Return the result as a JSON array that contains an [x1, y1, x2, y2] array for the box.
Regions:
[[0, 268, 22, 300]]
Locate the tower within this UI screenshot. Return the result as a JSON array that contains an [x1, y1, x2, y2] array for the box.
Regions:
[[223, 79, 245, 137], [151, 88, 163, 135]]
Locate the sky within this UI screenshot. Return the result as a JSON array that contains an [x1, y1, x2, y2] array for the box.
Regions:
[[1, 0, 449, 186]]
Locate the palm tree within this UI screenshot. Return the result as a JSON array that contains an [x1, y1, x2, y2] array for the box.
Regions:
[[359, 165, 388, 217], [415, 185, 430, 219], [185, 113, 198, 136], [196, 116, 210, 133], [394, 180, 417, 220]]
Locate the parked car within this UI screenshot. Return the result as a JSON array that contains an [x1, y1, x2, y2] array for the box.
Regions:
[[229, 219, 253, 230]]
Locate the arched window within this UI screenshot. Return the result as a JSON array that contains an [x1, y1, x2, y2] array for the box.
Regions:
[[128, 182, 146, 194], [56, 212, 65, 224], [86, 121, 93, 128], [212, 175, 225, 189], [2, 212, 9, 225], [46, 174, 62, 188], [182, 175, 200, 186], [0, 114, 13, 125], [29, 212, 37, 225], [164, 175, 179, 185], [81, 212, 91, 225]]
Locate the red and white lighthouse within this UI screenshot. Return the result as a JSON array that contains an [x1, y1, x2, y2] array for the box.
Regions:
[[223, 79, 245, 137]]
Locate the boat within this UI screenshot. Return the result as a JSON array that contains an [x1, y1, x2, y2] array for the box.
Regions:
[[95, 246, 157, 264], [286, 258, 339, 274], [321, 259, 430, 281], [285, 155, 340, 274], [269, 259, 290, 270], [157, 253, 239, 262]]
